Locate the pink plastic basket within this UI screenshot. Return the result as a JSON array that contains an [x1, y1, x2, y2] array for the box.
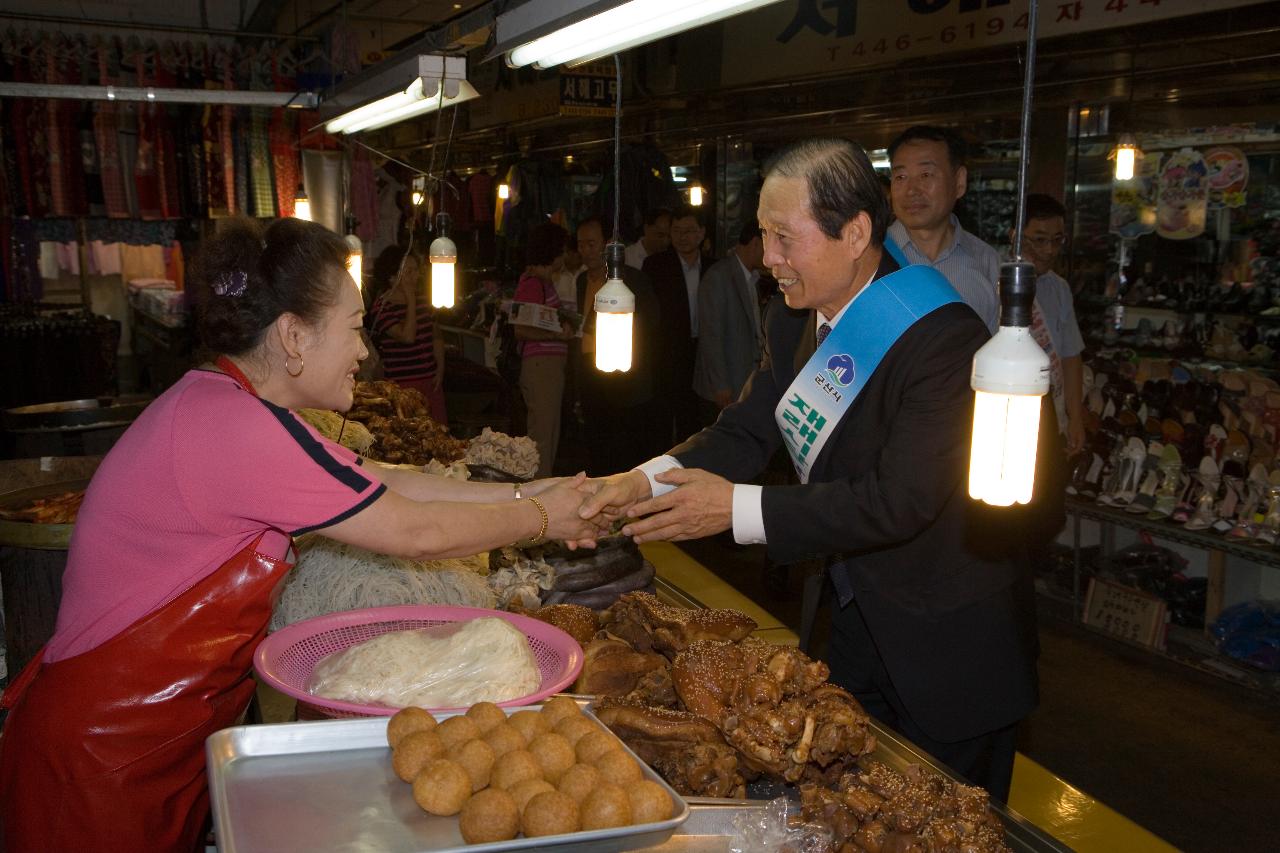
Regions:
[[254, 605, 584, 719]]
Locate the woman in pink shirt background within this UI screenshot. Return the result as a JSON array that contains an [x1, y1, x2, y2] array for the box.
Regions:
[[0, 217, 603, 853], [514, 221, 573, 478]]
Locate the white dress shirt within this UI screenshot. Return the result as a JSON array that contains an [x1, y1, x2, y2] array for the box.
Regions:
[[636, 268, 874, 545], [624, 241, 648, 270]]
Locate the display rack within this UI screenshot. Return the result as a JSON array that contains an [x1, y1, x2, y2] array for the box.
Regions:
[[1064, 497, 1280, 632]]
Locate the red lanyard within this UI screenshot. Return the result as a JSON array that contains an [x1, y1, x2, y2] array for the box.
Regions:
[[214, 355, 259, 397]]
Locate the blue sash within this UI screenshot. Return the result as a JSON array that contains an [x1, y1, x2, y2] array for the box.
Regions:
[[774, 264, 962, 483]]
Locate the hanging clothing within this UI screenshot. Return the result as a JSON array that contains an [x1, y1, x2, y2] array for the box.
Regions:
[[269, 58, 298, 218], [351, 145, 378, 240], [94, 45, 131, 218], [131, 48, 163, 220], [153, 52, 183, 219]]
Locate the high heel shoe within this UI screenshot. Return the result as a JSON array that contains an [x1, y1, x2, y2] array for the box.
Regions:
[[1252, 472, 1280, 545], [1184, 458, 1222, 531], [1226, 464, 1270, 540], [1148, 445, 1185, 519]]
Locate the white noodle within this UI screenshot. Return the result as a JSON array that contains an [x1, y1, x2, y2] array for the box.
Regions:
[[270, 536, 495, 632]]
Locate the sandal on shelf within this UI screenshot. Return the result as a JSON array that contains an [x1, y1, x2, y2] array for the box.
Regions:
[[1184, 458, 1222, 531], [1252, 471, 1280, 546], [1105, 437, 1149, 507], [1125, 441, 1165, 514], [1226, 464, 1270, 540], [1148, 445, 1185, 519]]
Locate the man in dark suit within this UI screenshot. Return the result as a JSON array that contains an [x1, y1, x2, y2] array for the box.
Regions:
[[574, 215, 664, 473], [579, 138, 1038, 801], [693, 219, 766, 421], [643, 205, 713, 443]]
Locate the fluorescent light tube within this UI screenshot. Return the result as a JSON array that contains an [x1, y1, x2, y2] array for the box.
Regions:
[[507, 0, 785, 69]]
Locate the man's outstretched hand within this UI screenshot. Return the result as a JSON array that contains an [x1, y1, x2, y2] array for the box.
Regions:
[[620, 468, 733, 544], [562, 469, 652, 549]]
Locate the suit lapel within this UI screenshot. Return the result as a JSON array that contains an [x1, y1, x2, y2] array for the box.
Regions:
[[731, 259, 757, 332], [793, 312, 816, 375]]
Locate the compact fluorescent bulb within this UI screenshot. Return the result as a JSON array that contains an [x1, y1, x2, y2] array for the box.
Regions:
[[429, 238, 457, 309], [594, 243, 634, 372]]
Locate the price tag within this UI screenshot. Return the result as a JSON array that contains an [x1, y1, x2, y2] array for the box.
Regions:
[[1082, 578, 1168, 650]]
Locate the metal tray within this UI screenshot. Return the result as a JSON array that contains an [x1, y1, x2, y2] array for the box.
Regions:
[[206, 705, 690, 853], [678, 719, 1070, 853], [0, 478, 89, 549]]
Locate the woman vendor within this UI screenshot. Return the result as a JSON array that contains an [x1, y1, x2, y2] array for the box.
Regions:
[[0, 218, 605, 852]]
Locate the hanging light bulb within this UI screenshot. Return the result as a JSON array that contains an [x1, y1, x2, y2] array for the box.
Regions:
[[411, 175, 426, 208], [968, 262, 1050, 506], [497, 183, 510, 200], [1110, 133, 1142, 181], [293, 183, 312, 222], [594, 242, 634, 373], [688, 185, 704, 206], [429, 212, 457, 309], [344, 233, 363, 290]]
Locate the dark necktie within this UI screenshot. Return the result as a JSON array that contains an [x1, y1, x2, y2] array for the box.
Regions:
[[816, 322, 832, 346]]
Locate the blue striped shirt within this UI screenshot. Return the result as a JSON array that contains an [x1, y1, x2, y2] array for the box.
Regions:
[[888, 216, 1000, 333]]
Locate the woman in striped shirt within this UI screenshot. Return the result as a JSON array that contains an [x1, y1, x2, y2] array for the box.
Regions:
[[368, 245, 448, 423]]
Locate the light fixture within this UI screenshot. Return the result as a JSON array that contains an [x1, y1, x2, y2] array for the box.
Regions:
[[497, 0, 787, 69], [345, 233, 363, 290], [594, 242, 634, 372], [688, 185, 704, 206], [967, 0, 1048, 508], [1110, 133, 1142, 181], [0, 81, 317, 108], [497, 183, 510, 200], [968, 263, 1050, 506], [411, 175, 426, 207], [293, 183, 312, 222], [429, 212, 457, 309], [322, 55, 478, 135]]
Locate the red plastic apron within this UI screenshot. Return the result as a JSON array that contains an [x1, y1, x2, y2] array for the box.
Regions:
[[0, 533, 293, 853], [1, 358, 293, 853]]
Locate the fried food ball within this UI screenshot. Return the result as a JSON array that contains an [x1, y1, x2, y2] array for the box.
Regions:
[[392, 730, 446, 782], [521, 790, 581, 837], [539, 695, 581, 727], [507, 709, 551, 743], [556, 763, 602, 804], [593, 748, 643, 786], [554, 715, 599, 748], [527, 732, 576, 785], [386, 706, 437, 748], [490, 749, 542, 791], [436, 715, 482, 750], [507, 778, 555, 814], [581, 782, 632, 830], [465, 701, 508, 734], [628, 780, 675, 824], [452, 738, 496, 792], [574, 729, 619, 765], [459, 787, 519, 844], [411, 758, 471, 817], [483, 722, 527, 758]]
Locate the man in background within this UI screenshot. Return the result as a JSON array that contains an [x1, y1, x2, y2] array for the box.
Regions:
[[644, 205, 712, 441], [694, 219, 766, 421], [887, 125, 1000, 332], [575, 216, 664, 473], [624, 207, 672, 270]]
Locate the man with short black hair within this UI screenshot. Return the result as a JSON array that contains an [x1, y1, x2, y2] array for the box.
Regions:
[[582, 138, 1037, 801], [625, 207, 672, 270], [887, 125, 1000, 331], [575, 216, 664, 472], [694, 219, 766, 415], [643, 205, 712, 440]]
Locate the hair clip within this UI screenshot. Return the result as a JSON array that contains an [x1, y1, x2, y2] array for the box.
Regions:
[[213, 270, 248, 297]]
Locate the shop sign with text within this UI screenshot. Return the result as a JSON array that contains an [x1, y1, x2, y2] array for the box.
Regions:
[[559, 62, 619, 118], [721, 0, 1275, 86]]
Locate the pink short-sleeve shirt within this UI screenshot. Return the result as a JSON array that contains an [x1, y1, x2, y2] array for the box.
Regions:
[[46, 370, 385, 662]]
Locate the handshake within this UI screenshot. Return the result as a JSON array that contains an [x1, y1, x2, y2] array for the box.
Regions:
[[527, 468, 736, 550]]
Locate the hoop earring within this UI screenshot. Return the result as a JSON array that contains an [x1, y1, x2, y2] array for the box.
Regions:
[[285, 354, 304, 377]]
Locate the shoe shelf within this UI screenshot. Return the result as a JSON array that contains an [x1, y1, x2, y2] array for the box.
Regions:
[[1065, 497, 1280, 640]]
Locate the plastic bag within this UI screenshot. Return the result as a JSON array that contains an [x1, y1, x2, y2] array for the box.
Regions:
[[729, 797, 832, 853], [307, 617, 542, 708], [1210, 600, 1280, 672]]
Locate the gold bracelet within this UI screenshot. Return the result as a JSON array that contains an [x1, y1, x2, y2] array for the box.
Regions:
[[526, 496, 549, 545]]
